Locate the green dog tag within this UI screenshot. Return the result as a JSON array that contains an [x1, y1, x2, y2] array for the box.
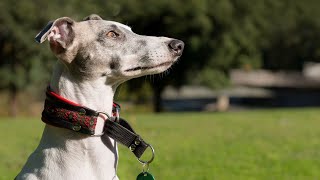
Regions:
[[136, 172, 155, 180]]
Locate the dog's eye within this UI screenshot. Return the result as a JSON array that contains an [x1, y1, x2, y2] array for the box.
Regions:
[[106, 31, 119, 38]]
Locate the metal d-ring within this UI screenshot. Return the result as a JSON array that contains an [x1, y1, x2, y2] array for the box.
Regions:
[[90, 111, 112, 137], [137, 144, 155, 165], [90, 131, 105, 137], [98, 111, 112, 120]]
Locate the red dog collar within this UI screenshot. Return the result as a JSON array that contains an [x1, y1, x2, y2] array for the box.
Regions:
[[42, 87, 120, 135], [41, 87, 149, 159]]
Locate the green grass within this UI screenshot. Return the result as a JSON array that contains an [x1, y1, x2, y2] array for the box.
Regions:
[[1, 108, 320, 179]]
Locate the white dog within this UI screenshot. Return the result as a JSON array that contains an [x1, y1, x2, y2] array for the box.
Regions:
[[16, 14, 184, 180]]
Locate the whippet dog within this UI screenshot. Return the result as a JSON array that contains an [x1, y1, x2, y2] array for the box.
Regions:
[[16, 14, 184, 180]]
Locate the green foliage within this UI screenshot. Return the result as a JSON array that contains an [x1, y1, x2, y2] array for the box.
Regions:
[[1, 0, 320, 112], [116, 81, 153, 103], [0, 0, 115, 92], [110, 0, 320, 90], [196, 68, 230, 89], [1, 108, 320, 179]]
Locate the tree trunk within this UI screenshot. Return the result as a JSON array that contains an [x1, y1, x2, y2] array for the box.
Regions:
[[152, 83, 164, 113], [8, 83, 18, 117]]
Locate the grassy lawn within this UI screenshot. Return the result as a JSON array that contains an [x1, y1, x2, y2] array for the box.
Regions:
[[1, 108, 320, 180]]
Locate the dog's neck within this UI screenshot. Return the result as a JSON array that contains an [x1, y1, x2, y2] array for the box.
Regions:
[[51, 61, 115, 112], [37, 61, 119, 179], [50, 61, 116, 134]]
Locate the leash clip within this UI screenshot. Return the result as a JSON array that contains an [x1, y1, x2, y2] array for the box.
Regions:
[[137, 144, 155, 165], [114, 108, 120, 122]]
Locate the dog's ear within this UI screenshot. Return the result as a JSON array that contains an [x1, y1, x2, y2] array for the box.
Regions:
[[83, 14, 103, 21], [35, 21, 54, 43], [35, 17, 75, 54]]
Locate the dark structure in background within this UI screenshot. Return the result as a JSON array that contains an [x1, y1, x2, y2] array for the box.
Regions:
[[162, 64, 320, 111], [231, 68, 320, 108]]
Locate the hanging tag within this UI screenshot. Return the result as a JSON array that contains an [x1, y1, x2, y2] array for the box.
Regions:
[[136, 172, 155, 180], [137, 162, 155, 180]]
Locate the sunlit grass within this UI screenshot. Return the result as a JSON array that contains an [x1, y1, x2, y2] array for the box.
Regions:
[[1, 108, 320, 179]]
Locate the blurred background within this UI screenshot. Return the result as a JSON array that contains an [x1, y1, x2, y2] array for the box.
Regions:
[[1, 0, 320, 115], [1, 0, 320, 179]]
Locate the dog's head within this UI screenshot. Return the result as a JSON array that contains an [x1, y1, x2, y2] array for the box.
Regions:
[[36, 14, 184, 84]]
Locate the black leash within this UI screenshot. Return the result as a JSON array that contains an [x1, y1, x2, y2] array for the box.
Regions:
[[104, 118, 149, 159]]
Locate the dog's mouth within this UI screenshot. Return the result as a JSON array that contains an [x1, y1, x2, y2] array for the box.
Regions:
[[125, 61, 173, 72]]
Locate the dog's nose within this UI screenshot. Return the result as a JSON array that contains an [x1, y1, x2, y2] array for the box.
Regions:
[[168, 39, 184, 56]]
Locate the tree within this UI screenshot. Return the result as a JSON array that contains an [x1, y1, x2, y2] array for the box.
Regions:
[[0, 0, 52, 116], [1, 0, 320, 115], [108, 0, 218, 111], [112, 0, 320, 111], [0, 0, 113, 116]]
